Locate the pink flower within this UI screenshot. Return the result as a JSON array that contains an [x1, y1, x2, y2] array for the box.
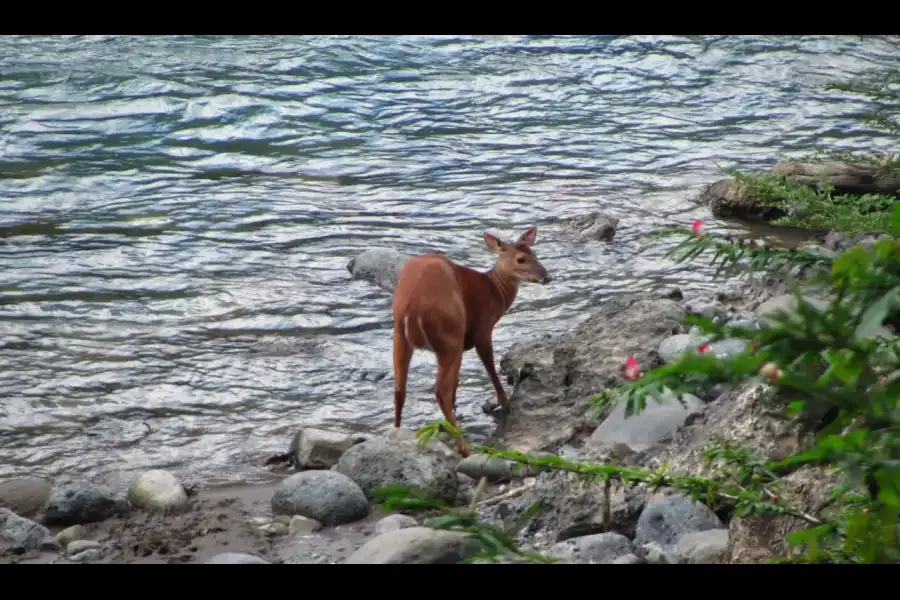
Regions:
[[692, 220, 705, 236], [697, 343, 711, 354], [623, 356, 641, 381], [759, 362, 782, 381]]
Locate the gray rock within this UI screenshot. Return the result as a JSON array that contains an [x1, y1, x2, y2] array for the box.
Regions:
[[346, 248, 410, 292], [456, 455, 519, 483], [657, 334, 700, 364], [0, 507, 60, 551], [206, 552, 271, 564], [344, 526, 481, 564], [587, 392, 705, 452], [374, 514, 418, 536], [42, 478, 131, 526], [757, 293, 892, 340], [288, 427, 370, 470], [67, 539, 102, 555], [334, 434, 458, 505], [271, 470, 369, 527], [675, 528, 730, 564], [0, 477, 53, 518], [755, 294, 829, 328], [613, 553, 644, 564], [478, 469, 646, 543], [634, 493, 725, 551], [546, 532, 635, 564], [127, 469, 188, 513], [706, 338, 750, 359]]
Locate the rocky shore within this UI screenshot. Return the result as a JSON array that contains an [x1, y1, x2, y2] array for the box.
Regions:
[[2, 159, 893, 564]]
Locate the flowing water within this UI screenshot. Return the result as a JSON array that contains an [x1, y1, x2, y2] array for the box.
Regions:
[[1, 35, 897, 486]]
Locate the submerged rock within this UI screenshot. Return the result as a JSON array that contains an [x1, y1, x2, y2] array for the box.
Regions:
[[346, 248, 409, 292]]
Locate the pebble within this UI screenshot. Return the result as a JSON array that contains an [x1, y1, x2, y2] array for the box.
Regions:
[[68, 549, 102, 563], [258, 522, 289, 537], [67, 539, 102, 555], [289, 515, 323, 536], [374, 514, 418, 536], [56, 525, 83, 547]]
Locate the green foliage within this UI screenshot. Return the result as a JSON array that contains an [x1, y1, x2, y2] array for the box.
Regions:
[[725, 168, 896, 235]]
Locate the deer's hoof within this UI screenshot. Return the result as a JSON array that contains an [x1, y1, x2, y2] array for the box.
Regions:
[[481, 401, 508, 416]]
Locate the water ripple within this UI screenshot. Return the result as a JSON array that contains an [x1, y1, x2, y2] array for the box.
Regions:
[[1, 35, 897, 485]]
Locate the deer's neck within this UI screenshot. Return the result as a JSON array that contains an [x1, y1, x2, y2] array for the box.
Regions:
[[486, 267, 519, 315]]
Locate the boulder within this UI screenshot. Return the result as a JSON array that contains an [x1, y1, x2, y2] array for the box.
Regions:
[[271, 470, 369, 527], [334, 431, 459, 505], [546, 532, 635, 564], [344, 526, 480, 564], [0, 507, 60, 551], [42, 478, 131, 526], [493, 295, 685, 454], [587, 392, 705, 452], [127, 470, 188, 513]]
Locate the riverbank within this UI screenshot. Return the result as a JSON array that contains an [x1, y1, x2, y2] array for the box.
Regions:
[[3, 157, 897, 564]]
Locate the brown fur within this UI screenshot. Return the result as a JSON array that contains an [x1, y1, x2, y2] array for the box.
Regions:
[[391, 227, 551, 456]]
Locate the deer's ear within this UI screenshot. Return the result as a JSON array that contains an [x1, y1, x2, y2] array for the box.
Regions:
[[484, 232, 505, 252], [517, 227, 537, 247]]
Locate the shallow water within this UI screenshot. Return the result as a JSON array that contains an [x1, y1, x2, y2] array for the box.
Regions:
[[1, 35, 896, 485]]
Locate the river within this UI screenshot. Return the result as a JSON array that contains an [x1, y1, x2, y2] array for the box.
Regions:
[[1, 35, 897, 486]]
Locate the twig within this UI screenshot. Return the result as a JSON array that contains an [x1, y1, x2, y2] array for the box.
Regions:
[[469, 477, 489, 511], [762, 488, 823, 525], [475, 481, 537, 507]]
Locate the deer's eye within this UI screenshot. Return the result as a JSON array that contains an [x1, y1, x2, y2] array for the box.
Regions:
[[516, 256, 526, 264]]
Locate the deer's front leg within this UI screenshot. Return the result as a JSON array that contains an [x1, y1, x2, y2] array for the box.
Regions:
[[475, 339, 509, 415]]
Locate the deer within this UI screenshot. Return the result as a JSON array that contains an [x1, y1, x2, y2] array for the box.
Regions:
[[390, 226, 552, 457]]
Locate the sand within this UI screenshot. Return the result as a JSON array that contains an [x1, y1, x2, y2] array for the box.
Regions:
[[1, 479, 391, 565]]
